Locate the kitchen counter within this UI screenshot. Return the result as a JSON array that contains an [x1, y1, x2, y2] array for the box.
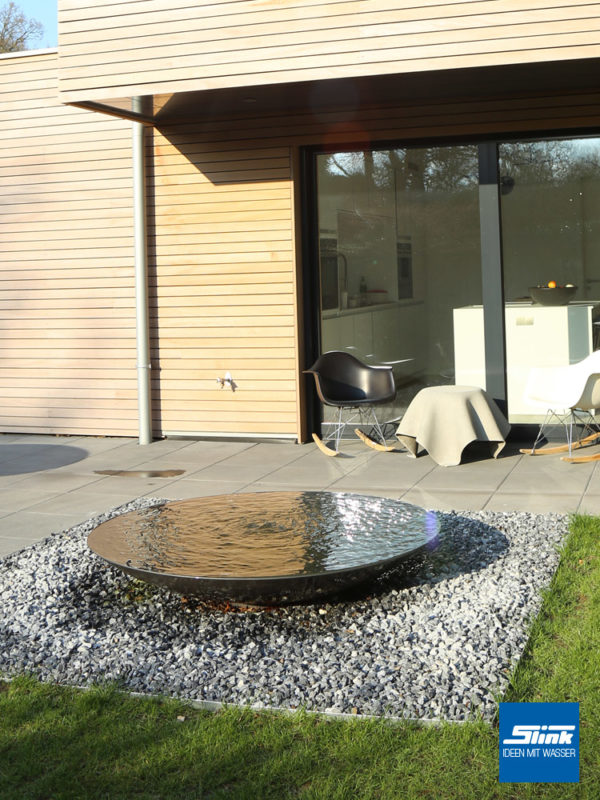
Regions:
[[321, 299, 426, 376], [453, 302, 600, 421], [322, 299, 423, 319]]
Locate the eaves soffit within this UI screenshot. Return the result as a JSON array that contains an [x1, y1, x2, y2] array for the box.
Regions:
[[67, 59, 600, 128]]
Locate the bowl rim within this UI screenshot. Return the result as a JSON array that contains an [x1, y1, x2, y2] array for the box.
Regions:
[[528, 285, 578, 291]]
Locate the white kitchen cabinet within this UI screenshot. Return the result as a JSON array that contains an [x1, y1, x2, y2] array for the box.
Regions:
[[321, 301, 426, 381], [453, 302, 599, 421]]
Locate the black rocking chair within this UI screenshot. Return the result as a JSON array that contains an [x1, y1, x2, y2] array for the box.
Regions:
[[304, 351, 396, 455]]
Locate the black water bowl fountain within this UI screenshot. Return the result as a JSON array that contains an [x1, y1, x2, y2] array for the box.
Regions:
[[87, 491, 439, 606]]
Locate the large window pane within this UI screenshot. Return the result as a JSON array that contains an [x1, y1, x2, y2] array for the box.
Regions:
[[316, 145, 482, 428], [500, 138, 600, 423]]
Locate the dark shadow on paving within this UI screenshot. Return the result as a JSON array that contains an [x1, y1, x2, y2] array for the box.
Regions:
[[0, 444, 89, 476]]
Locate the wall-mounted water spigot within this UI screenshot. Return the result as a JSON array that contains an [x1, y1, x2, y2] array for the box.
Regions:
[[216, 372, 237, 392]]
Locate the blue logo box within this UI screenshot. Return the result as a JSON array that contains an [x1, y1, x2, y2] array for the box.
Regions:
[[499, 702, 579, 783]]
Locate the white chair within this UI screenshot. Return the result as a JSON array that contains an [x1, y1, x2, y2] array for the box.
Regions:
[[522, 349, 600, 458]]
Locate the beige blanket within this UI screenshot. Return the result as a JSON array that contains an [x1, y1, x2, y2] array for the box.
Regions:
[[396, 385, 511, 467]]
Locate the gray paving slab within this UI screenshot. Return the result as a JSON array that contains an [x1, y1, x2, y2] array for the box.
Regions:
[[87, 475, 181, 497], [152, 479, 253, 500], [183, 442, 309, 479], [183, 446, 318, 482], [577, 493, 600, 514], [44, 439, 191, 472], [576, 461, 600, 495], [0, 538, 25, 557], [0, 433, 29, 443], [0, 433, 598, 559], [400, 487, 493, 512], [68, 437, 148, 455], [483, 492, 581, 514], [218, 441, 307, 464], [3, 471, 103, 493], [163, 440, 255, 462], [498, 458, 595, 495], [329, 452, 435, 491], [245, 465, 344, 489], [2, 434, 77, 446], [21, 489, 147, 520], [410, 458, 518, 492], [70, 450, 174, 474], [129, 438, 197, 454], [126, 445, 255, 474], [0, 485, 64, 515], [0, 510, 89, 542], [0, 472, 40, 489], [324, 487, 407, 500], [183, 463, 276, 483]]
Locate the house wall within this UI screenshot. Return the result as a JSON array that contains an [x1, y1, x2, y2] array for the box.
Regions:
[[0, 51, 137, 436], [149, 127, 299, 437], [2, 49, 600, 439], [151, 87, 600, 439], [57, 0, 600, 104]]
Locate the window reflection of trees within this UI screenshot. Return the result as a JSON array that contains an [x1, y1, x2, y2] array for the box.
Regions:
[[325, 147, 478, 192], [500, 138, 600, 299], [325, 139, 600, 191], [500, 139, 600, 186]]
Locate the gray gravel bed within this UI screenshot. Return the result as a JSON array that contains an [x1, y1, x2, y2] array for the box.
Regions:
[[0, 497, 568, 721]]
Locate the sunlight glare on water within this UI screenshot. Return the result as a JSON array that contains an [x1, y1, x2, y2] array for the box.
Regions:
[[88, 492, 439, 579]]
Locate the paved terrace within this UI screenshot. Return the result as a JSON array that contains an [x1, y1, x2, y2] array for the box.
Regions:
[[2, 432, 600, 557]]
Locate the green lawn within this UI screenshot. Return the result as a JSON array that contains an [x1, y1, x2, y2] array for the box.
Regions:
[[1, 514, 598, 800]]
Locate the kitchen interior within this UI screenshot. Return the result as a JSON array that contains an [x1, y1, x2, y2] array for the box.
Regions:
[[316, 139, 600, 429], [316, 145, 482, 427]]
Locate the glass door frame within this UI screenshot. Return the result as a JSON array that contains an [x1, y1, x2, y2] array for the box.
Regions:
[[478, 141, 507, 413], [300, 139, 510, 437]]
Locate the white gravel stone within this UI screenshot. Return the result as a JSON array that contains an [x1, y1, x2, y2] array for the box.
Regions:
[[0, 497, 568, 721]]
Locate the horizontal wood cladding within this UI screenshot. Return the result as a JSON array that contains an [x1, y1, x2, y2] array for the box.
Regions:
[[154, 91, 600, 149], [58, 1, 600, 103], [5, 51, 600, 442], [0, 52, 137, 437], [148, 87, 600, 439], [148, 126, 298, 436]]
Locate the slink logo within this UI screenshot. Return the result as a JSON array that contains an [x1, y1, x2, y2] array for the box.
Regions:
[[503, 725, 575, 746]]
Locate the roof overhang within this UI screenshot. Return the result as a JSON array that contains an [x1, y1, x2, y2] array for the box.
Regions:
[[68, 58, 600, 129]]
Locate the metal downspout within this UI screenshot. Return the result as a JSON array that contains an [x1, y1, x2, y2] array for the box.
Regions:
[[132, 101, 152, 445]]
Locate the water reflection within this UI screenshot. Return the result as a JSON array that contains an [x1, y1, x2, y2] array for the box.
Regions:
[[88, 492, 438, 579]]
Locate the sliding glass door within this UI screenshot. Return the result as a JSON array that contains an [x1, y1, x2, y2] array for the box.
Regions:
[[311, 135, 600, 434], [315, 145, 482, 426], [499, 137, 600, 423]]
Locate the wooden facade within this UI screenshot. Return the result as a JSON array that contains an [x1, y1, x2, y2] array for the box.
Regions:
[[0, 2, 599, 439], [151, 89, 600, 438], [0, 51, 137, 436], [58, 0, 600, 104], [149, 128, 300, 436]]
